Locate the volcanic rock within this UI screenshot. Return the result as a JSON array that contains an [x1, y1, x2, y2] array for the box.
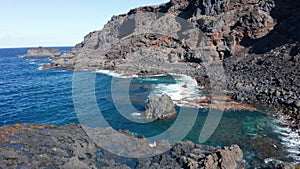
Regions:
[[145, 94, 177, 120], [24, 47, 61, 57], [48, 0, 300, 144], [0, 124, 245, 169]]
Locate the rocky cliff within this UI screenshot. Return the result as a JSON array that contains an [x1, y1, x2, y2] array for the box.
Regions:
[[49, 0, 300, 130]]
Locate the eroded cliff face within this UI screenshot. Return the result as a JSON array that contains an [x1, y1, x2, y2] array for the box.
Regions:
[[50, 0, 299, 71], [48, 0, 300, 128], [50, 0, 282, 71]]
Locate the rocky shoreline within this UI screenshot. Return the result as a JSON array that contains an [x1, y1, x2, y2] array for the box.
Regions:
[[13, 0, 299, 168], [46, 0, 299, 132], [0, 124, 246, 169]]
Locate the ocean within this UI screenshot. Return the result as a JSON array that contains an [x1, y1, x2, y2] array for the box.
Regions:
[[0, 47, 299, 167]]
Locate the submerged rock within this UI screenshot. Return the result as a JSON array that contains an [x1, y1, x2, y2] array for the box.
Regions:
[[145, 94, 177, 120]]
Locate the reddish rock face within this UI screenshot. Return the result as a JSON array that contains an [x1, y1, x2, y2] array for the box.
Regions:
[[50, 0, 284, 71], [47, 0, 299, 137]]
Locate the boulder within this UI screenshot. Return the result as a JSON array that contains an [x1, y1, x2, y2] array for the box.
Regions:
[[204, 145, 244, 169], [145, 94, 177, 120]]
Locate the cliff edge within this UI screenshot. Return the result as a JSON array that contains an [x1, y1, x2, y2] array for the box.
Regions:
[[49, 0, 300, 131]]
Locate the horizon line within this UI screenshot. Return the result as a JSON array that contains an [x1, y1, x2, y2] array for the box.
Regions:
[[0, 45, 75, 49]]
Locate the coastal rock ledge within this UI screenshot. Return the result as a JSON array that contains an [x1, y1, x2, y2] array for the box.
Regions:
[[0, 124, 245, 169]]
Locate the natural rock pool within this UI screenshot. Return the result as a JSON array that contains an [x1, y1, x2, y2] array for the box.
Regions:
[[93, 73, 299, 168]]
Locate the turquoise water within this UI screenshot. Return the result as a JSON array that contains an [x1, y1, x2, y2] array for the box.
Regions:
[[0, 47, 298, 168]]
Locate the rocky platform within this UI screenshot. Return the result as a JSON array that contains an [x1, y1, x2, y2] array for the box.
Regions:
[[0, 124, 246, 169], [22, 47, 61, 58], [47, 0, 300, 131]]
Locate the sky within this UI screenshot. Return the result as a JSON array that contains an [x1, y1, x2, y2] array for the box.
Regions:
[[0, 0, 169, 48]]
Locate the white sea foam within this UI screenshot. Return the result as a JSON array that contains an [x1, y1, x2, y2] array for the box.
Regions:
[[129, 113, 146, 121], [140, 78, 160, 82], [149, 142, 156, 147], [131, 112, 142, 117], [96, 70, 138, 78], [264, 158, 285, 165], [97, 69, 204, 108], [149, 73, 204, 107], [273, 118, 300, 163]]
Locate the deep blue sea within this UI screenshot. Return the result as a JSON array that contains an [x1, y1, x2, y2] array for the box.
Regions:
[[0, 47, 299, 167]]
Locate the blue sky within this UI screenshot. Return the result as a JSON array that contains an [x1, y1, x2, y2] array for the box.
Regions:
[[0, 0, 168, 48]]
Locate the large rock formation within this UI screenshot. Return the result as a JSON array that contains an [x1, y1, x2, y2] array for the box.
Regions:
[[47, 0, 300, 131], [145, 94, 177, 120], [50, 0, 285, 70], [0, 124, 245, 169], [24, 47, 61, 57]]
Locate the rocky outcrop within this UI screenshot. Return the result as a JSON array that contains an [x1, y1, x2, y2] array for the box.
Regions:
[[0, 124, 245, 169], [47, 0, 299, 140], [49, 0, 281, 71], [145, 94, 177, 120], [137, 141, 244, 169], [203, 145, 243, 169], [24, 47, 61, 57], [50, 0, 300, 129]]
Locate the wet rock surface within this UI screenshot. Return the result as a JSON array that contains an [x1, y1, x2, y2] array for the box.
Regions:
[[0, 124, 245, 169], [145, 94, 177, 120]]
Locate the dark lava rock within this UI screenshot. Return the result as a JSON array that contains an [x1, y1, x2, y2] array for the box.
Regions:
[[295, 100, 300, 108], [137, 141, 244, 169], [0, 124, 245, 169], [203, 145, 244, 169], [50, 0, 282, 71], [145, 94, 177, 120], [47, 0, 300, 131]]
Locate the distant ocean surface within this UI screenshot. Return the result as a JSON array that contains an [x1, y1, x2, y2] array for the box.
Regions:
[[0, 47, 299, 167]]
